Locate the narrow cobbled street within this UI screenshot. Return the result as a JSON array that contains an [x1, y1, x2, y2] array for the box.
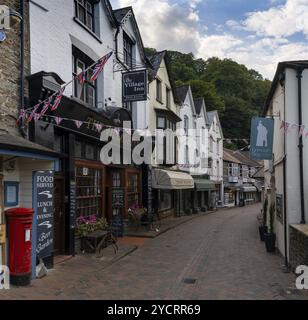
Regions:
[[1, 204, 307, 300]]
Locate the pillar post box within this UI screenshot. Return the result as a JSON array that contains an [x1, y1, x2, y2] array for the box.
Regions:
[[5, 208, 34, 286]]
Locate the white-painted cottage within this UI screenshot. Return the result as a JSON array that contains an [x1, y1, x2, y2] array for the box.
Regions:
[[263, 60, 308, 269]]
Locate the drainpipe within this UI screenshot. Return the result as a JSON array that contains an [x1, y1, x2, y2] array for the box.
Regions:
[[18, 0, 27, 138], [282, 74, 289, 267], [114, 24, 128, 72], [296, 68, 306, 224]]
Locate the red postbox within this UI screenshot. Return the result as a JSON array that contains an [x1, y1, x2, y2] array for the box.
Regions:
[[5, 208, 34, 286]]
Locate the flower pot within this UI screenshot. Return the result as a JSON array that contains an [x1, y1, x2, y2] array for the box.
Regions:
[[258, 225, 268, 242], [264, 233, 276, 253]]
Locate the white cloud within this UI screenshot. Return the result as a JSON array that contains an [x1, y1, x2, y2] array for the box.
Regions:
[[242, 0, 308, 38], [111, 0, 308, 79]]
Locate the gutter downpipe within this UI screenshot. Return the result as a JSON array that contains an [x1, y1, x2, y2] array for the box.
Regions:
[[296, 68, 306, 225], [282, 76, 289, 268], [18, 0, 27, 138]]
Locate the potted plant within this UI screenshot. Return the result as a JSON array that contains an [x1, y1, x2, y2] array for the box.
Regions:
[[264, 203, 276, 253], [258, 197, 268, 241], [75, 215, 109, 253]]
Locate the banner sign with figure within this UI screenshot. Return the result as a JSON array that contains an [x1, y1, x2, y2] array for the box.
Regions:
[[250, 117, 274, 160]]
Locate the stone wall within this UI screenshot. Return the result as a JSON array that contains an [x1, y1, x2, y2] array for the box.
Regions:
[[289, 225, 308, 270], [0, 0, 30, 135]]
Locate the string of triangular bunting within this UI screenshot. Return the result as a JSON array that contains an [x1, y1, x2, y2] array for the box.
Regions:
[[38, 114, 133, 134], [280, 120, 308, 138], [17, 51, 113, 125]]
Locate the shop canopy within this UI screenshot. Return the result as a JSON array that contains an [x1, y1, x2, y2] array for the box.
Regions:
[[152, 169, 194, 190], [194, 178, 216, 191], [241, 186, 257, 193]]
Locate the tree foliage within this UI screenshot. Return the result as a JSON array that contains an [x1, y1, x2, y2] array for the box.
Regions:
[[158, 50, 272, 140]]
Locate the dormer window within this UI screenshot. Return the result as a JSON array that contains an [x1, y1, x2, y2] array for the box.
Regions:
[[75, 0, 95, 32]]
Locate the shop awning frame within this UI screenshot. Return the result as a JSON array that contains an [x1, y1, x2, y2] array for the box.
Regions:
[[152, 169, 194, 190], [194, 178, 216, 191], [241, 186, 258, 193]]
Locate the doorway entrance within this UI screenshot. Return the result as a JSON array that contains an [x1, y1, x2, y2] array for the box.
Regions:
[[54, 174, 65, 256]]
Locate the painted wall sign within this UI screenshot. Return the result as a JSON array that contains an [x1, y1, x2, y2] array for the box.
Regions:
[[122, 70, 147, 102], [250, 117, 274, 160], [112, 188, 125, 209], [70, 180, 76, 229], [34, 171, 54, 259]]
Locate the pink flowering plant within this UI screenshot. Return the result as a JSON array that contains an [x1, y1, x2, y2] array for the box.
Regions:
[[75, 214, 108, 237]]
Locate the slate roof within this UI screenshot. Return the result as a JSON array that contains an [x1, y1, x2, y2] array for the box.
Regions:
[[194, 98, 203, 115], [263, 60, 308, 116], [223, 148, 241, 164], [0, 133, 59, 157], [147, 51, 166, 81], [175, 85, 189, 104], [113, 7, 131, 23]]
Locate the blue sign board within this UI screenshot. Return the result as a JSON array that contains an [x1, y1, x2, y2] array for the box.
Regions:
[[250, 117, 274, 160]]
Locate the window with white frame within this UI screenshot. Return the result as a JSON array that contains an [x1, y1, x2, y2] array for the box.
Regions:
[[75, 0, 95, 32]]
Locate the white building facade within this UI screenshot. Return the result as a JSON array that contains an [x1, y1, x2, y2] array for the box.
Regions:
[[263, 61, 308, 269]]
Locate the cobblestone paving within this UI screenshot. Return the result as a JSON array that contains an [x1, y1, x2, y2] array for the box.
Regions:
[[1, 204, 308, 300]]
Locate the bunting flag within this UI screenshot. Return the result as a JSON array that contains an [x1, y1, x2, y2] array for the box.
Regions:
[[94, 123, 103, 132], [76, 71, 86, 85], [34, 113, 41, 122], [16, 109, 25, 124], [55, 117, 63, 125], [75, 120, 83, 129], [51, 87, 65, 111], [299, 125, 306, 137], [27, 105, 39, 122], [40, 97, 52, 117], [90, 51, 113, 82]]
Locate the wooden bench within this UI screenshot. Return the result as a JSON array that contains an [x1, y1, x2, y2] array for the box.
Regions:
[[83, 229, 118, 258]]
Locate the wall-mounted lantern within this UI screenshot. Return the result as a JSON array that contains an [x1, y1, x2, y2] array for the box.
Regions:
[[0, 5, 23, 42]]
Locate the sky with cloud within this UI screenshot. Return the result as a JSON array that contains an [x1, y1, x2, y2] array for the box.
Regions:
[[110, 0, 308, 80]]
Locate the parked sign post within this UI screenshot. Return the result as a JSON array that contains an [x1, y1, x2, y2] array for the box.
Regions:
[[250, 117, 274, 160], [122, 70, 147, 102]]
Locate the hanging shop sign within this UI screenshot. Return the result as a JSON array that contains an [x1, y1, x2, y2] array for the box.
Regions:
[[122, 70, 147, 102], [34, 171, 54, 259], [250, 117, 274, 160]]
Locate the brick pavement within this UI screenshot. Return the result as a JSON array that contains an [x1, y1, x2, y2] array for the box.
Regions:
[[1, 204, 308, 300]]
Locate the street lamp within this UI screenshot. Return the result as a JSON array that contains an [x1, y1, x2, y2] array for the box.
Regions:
[[0, 7, 23, 42]]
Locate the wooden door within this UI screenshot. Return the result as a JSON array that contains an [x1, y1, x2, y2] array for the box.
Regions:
[[54, 175, 65, 256]]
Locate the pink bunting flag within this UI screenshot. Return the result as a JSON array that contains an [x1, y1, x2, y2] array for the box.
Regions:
[[299, 125, 305, 137], [27, 105, 39, 122], [55, 117, 63, 125], [75, 120, 83, 129], [40, 97, 52, 117], [34, 113, 41, 122], [280, 121, 285, 130], [284, 122, 290, 133], [94, 123, 103, 132], [51, 87, 65, 111], [16, 109, 25, 124]]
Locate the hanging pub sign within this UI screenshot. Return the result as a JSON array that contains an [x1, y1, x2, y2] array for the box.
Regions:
[[33, 171, 54, 259], [122, 70, 147, 102], [250, 117, 274, 160]]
